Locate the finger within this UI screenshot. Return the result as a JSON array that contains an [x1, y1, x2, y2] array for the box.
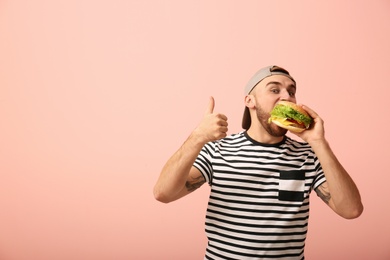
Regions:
[[205, 96, 215, 115], [220, 126, 229, 133], [217, 117, 228, 126], [216, 113, 228, 121], [300, 104, 318, 118]]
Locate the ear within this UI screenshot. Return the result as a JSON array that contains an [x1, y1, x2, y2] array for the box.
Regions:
[[244, 95, 256, 109]]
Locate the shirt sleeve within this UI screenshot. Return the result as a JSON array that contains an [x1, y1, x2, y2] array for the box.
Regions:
[[193, 142, 214, 185], [312, 153, 326, 191]]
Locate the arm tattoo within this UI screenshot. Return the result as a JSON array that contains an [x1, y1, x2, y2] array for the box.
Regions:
[[315, 183, 331, 204], [185, 176, 205, 192]]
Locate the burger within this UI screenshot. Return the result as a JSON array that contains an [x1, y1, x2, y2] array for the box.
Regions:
[[268, 101, 312, 133]]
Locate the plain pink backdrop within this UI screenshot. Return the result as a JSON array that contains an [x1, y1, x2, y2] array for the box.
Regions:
[[1, 0, 389, 259]]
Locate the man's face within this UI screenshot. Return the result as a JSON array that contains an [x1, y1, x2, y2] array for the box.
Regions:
[[250, 75, 297, 136]]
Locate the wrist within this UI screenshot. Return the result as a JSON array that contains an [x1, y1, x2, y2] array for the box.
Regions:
[[308, 138, 330, 151], [188, 129, 209, 148]]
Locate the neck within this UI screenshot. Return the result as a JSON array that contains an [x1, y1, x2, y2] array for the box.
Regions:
[[246, 127, 285, 144]]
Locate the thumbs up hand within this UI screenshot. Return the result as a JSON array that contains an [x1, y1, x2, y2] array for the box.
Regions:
[[192, 97, 228, 144]]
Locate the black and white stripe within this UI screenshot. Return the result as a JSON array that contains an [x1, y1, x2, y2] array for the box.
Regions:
[[194, 131, 325, 259]]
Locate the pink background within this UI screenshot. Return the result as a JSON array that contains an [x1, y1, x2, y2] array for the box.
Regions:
[[1, 1, 389, 259]]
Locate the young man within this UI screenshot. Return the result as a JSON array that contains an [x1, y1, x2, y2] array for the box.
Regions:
[[154, 65, 363, 259]]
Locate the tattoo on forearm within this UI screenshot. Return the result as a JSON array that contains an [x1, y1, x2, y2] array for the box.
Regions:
[[316, 184, 331, 204], [185, 176, 205, 192]]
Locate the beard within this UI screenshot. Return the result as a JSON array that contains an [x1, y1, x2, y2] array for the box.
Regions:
[[256, 105, 287, 137]]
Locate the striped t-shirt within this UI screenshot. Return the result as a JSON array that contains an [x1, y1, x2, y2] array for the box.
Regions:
[[193, 131, 326, 259]]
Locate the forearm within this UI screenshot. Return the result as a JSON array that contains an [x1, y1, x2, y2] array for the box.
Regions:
[[153, 132, 206, 203], [311, 139, 363, 219]]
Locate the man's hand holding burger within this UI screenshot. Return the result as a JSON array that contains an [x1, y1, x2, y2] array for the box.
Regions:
[[293, 104, 326, 145]]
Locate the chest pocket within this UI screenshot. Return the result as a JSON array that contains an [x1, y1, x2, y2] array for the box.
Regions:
[[279, 170, 305, 202]]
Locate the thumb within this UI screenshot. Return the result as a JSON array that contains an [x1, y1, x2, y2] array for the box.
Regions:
[[205, 96, 215, 115]]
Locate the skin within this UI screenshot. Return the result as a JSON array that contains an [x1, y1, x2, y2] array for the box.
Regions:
[[153, 74, 363, 219]]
